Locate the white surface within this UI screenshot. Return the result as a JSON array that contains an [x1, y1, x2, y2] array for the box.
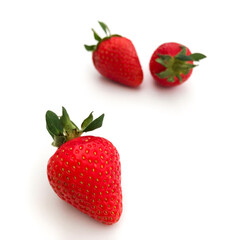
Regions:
[[1, 0, 240, 239]]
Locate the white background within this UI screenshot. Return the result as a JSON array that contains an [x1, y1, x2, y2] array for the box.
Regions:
[[0, 0, 240, 239]]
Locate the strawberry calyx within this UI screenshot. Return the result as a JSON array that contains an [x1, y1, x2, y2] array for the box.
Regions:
[[46, 107, 104, 147], [155, 46, 206, 82], [84, 21, 121, 52]]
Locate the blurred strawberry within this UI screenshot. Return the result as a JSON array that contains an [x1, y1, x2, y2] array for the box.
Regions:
[[85, 21, 143, 87], [149, 42, 206, 87]]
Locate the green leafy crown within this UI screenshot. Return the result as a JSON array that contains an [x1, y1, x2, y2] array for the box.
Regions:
[[155, 46, 206, 83], [46, 107, 104, 147], [84, 21, 121, 52]]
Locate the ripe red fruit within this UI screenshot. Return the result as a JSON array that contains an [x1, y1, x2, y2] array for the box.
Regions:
[[85, 21, 143, 87], [149, 42, 206, 87], [46, 107, 122, 225]]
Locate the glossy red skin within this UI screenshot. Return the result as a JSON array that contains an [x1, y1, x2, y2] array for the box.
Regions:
[[92, 36, 143, 87], [47, 136, 122, 225], [149, 42, 193, 87]]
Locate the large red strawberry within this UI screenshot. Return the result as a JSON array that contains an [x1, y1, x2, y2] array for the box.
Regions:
[[149, 42, 206, 87], [46, 107, 122, 225], [85, 21, 143, 87]]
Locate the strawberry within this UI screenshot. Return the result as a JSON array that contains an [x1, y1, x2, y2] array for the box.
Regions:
[[46, 107, 122, 225], [149, 42, 206, 87], [84, 21, 143, 87]]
